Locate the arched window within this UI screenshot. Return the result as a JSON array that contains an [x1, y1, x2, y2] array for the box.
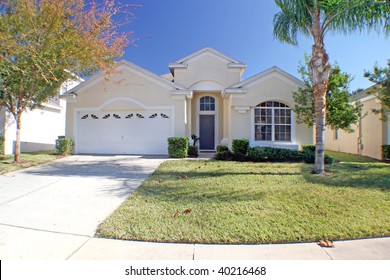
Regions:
[[254, 101, 291, 141], [200, 96, 215, 111]]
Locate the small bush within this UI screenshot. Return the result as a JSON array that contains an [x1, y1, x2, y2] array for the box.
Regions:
[[382, 145, 390, 159], [188, 145, 199, 158], [303, 150, 333, 165], [232, 139, 249, 161], [55, 137, 74, 156], [247, 147, 304, 162], [302, 144, 316, 152], [0, 136, 4, 158], [215, 145, 233, 161], [167, 137, 189, 158]]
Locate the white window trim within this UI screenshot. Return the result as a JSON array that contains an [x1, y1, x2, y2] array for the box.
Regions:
[[250, 104, 296, 148], [196, 94, 218, 151]]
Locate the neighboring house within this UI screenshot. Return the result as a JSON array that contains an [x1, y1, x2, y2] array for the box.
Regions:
[[325, 89, 390, 160], [0, 79, 82, 154], [62, 47, 313, 155]]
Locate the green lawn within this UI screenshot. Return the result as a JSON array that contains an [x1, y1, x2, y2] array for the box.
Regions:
[[97, 152, 390, 244], [0, 151, 58, 174]]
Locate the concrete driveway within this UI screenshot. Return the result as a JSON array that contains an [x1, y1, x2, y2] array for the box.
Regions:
[[0, 155, 165, 259]]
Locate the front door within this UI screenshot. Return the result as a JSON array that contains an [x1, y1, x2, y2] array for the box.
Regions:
[[199, 115, 215, 150]]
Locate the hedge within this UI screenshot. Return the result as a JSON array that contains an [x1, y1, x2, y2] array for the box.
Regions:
[[214, 145, 233, 161], [167, 137, 189, 158], [188, 145, 199, 158], [232, 139, 249, 161], [247, 146, 305, 162], [55, 137, 74, 156], [383, 145, 390, 160]]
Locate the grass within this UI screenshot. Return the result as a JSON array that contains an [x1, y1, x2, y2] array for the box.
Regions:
[[97, 152, 390, 244], [0, 151, 58, 175]]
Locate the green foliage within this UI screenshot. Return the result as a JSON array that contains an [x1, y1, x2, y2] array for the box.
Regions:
[[0, 0, 135, 162], [273, 0, 390, 174], [246, 146, 333, 164], [232, 139, 250, 161], [302, 144, 316, 153], [247, 147, 305, 163], [188, 145, 199, 158], [364, 60, 390, 120], [167, 137, 189, 158], [303, 151, 334, 165], [0, 136, 4, 158], [55, 137, 74, 156], [293, 58, 362, 132], [214, 145, 233, 161], [382, 145, 390, 159]]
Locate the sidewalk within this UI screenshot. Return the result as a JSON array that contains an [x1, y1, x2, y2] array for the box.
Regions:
[[69, 236, 390, 260]]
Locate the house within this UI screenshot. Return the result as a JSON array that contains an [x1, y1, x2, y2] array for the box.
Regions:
[[0, 79, 82, 155], [62, 47, 313, 155], [324, 89, 390, 160]]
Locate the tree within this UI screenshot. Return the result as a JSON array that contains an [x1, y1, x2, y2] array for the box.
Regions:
[[0, 0, 137, 162], [273, 0, 390, 174], [364, 60, 390, 120], [293, 57, 362, 132]]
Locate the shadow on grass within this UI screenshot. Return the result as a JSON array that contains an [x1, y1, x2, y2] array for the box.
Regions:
[[137, 183, 266, 203], [301, 162, 390, 190]]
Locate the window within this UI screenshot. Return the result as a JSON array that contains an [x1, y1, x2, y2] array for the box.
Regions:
[[254, 101, 291, 141], [200, 96, 215, 111]]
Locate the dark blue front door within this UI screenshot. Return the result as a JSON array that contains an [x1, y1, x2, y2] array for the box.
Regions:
[[199, 115, 215, 150]]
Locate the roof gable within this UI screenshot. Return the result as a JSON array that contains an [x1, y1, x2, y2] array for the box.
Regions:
[[230, 66, 304, 89], [169, 47, 246, 72], [65, 60, 184, 95]]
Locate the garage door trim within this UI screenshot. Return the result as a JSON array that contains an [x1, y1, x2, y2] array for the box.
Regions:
[[73, 97, 176, 154]]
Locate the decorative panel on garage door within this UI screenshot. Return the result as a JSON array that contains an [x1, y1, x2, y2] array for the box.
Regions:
[[76, 110, 172, 155]]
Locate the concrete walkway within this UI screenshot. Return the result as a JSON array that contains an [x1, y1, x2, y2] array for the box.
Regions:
[[0, 155, 389, 260], [0, 155, 165, 259]]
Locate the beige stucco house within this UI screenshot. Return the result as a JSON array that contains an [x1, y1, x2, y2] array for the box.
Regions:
[[62, 47, 313, 155], [325, 89, 390, 160]]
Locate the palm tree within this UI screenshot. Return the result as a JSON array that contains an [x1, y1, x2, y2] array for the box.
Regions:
[[273, 0, 389, 174]]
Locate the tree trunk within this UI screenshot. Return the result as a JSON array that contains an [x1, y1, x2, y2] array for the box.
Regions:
[[310, 44, 330, 175], [14, 112, 22, 163]]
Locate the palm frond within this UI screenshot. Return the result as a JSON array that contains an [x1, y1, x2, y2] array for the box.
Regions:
[[273, 0, 312, 45]]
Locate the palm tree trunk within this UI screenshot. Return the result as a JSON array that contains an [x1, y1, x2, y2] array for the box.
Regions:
[[14, 112, 22, 163], [310, 44, 330, 175]]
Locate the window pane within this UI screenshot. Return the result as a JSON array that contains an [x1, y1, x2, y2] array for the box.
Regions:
[[200, 96, 215, 111], [255, 101, 291, 142]]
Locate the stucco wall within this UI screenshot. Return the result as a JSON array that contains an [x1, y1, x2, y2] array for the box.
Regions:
[[2, 104, 66, 154], [230, 74, 313, 148], [173, 54, 241, 88], [66, 66, 187, 140], [324, 97, 384, 160]]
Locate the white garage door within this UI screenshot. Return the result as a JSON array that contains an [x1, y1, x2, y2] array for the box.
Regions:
[[76, 110, 172, 155]]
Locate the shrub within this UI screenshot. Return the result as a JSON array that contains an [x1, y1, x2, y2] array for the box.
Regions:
[[215, 145, 233, 161], [302, 144, 316, 152], [188, 145, 199, 158], [0, 136, 4, 159], [167, 137, 189, 158], [232, 139, 249, 161], [247, 146, 304, 162], [303, 150, 334, 165], [382, 145, 390, 160], [55, 137, 74, 156]]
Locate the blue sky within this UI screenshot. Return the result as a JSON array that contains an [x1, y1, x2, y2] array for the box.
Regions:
[[122, 0, 389, 91]]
